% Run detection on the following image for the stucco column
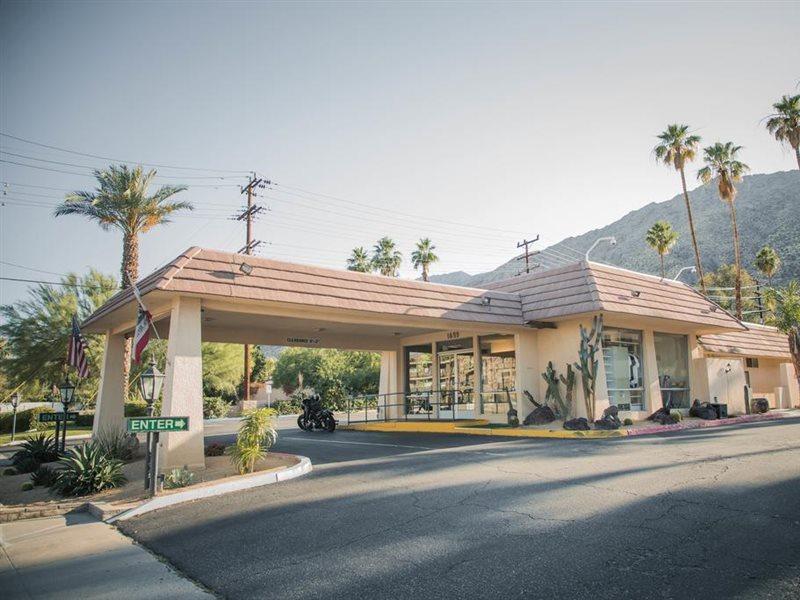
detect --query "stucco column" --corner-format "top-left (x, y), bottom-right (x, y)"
top-left (159, 297), bottom-right (205, 470)
top-left (779, 362), bottom-right (799, 408)
top-left (514, 330), bottom-right (538, 420)
top-left (92, 331), bottom-right (127, 437)
top-left (642, 329), bottom-right (661, 413)
top-left (379, 350), bottom-right (400, 419)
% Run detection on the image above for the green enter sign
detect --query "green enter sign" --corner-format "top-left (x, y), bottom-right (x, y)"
top-left (127, 417), bottom-right (190, 433)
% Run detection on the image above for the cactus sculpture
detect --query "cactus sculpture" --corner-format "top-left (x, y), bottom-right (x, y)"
top-left (559, 364), bottom-right (576, 419)
top-left (541, 361), bottom-right (568, 418)
top-left (574, 314), bottom-right (603, 422)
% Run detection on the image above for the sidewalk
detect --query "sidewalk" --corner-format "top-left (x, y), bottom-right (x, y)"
top-left (0, 513), bottom-right (214, 599)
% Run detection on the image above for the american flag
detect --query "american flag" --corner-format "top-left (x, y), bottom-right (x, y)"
top-left (67, 315), bottom-right (90, 378)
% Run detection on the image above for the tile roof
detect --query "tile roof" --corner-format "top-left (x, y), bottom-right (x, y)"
top-left (699, 324), bottom-right (792, 359)
top-left (485, 260), bottom-right (745, 330)
top-left (83, 247), bottom-right (523, 329)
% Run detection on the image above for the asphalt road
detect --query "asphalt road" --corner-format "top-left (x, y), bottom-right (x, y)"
top-left (119, 418), bottom-right (800, 600)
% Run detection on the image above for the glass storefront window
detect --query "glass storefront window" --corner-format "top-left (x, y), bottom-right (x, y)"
top-left (404, 344), bottom-right (433, 415)
top-left (479, 335), bottom-right (516, 415)
top-left (602, 328), bottom-right (645, 410)
top-left (654, 333), bottom-right (690, 409)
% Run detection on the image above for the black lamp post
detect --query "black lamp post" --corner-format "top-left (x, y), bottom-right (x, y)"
top-left (57, 376), bottom-right (78, 452)
top-left (10, 392), bottom-right (20, 442)
top-left (139, 359), bottom-right (164, 495)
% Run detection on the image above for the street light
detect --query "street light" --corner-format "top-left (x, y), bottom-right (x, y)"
top-left (584, 237), bottom-right (617, 261)
top-left (673, 266), bottom-right (697, 281)
top-left (138, 359), bottom-right (165, 496)
top-left (10, 392), bottom-right (20, 442)
top-left (57, 375), bottom-right (78, 452)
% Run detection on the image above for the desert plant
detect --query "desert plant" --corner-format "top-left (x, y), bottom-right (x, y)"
top-left (542, 362), bottom-right (568, 418)
top-left (21, 481), bottom-right (34, 492)
top-left (764, 93), bottom-right (800, 170)
top-left (411, 238), bottom-right (439, 282)
top-left (623, 418), bottom-right (634, 426)
top-left (574, 314), bottom-right (603, 422)
top-left (204, 442), bottom-right (227, 457)
top-left (203, 396), bottom-right (230, 419)
top-left (559, 364), bottom-right (576, 419)
top-left (670, 410), bottom-right (683, 422)
top-left (645, 221), bottom-right (679, 278)
top-left (227, 408), bottom-right (278, 474)
top-left (94, 426), bottom-right (138, 461)
top-left (30, 465), bottom-right (58, 487)
top-left (346, 246), bottom-right (372, 273)
top-left (3, 467), bottom-right (17, 476)
top-left (504, 388), bottom-right (519, 426)
top-left (12, 433), bottom-right (60, 467)
top-left (164, 466), bottom-right (196, 489)
top-left (51, 442), bottom-right (127, 496)
top-left (371, 237), bottom-right (402, 277)
top-left (755, 246), bottom-right (781, 286)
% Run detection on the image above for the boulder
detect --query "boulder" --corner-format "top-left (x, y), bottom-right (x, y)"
top-left (751, 398), bottom-right (770, 414)
top-left (646, 407), bottom-right (679, 425)
top-left (523, 405), bottom-right (556, 426)
top-left (563, 417), bottom-right (591, 431)
top-left (594, 405), bottom-right (622, 430)
top-left (689, 399), bottom-right (718, 420)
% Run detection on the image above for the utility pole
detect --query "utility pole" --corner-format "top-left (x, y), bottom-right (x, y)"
top-left (236, 173), bottom-right (269, 404)
top-left (516, 235), bottom-right (540, 274)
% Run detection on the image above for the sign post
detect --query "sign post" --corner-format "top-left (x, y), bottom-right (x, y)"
top-left (127, 417), bottom-right (189, 496)
top-left (39, 412), bottom-right (78, 451)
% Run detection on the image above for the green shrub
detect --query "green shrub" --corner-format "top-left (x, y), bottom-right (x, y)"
top-left (94, 427), bottom-right (139, 461)
top-left (204, 442), bottom-right (227, 457)
top-left (3, 467), bottom-right (17, 476)
top-left (12, 434), bottom-right (60, 467)
top-left (227, 408), bottom-right (278, 474)
top-left (28, 407), bottom-right (57, 431)
top-left (623, 418), bottom-right (634, 426)
top-left (21, 481), bottom-right (34, 492)
top-left (75, 412), bottom-right (95, 427)
top-left (271, 399), bottom-right (303, 415)
top-left (14, 457), bottom-right (41, 473)
top-left (50, 442), bottom-right (127, 497)
top-left (124, 401), bottom-right (149, 417)
top-left (203, 396), bottom-right (230, 420)
top-left (670, 410), bottom-right (683, 422)
top-left (164, 466), bottom-right (196, 489)
top-left (31, 465), bottom-right (58, 487)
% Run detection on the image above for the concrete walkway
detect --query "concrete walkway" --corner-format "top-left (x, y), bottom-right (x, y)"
top-left (0, 513), bottom-right (214, 599)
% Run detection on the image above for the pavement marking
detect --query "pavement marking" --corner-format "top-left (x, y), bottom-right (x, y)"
top-left (280, 435), bottom-right (434, 450)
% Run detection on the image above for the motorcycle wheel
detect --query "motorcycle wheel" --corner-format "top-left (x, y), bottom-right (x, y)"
top-left (321, 413), bottom-right (336, 432)
top-left (297, 415), bottom-right (310, 431)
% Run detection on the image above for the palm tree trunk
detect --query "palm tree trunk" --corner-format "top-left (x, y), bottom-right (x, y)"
top-left (660, 254), bottom-right (665, 279)
top-left (120, 232), bottom-right (140, 402)
top-left (728, 203), bottom-right (743, 320)
top-left (680, 168), bottom-right (706, 294)
top-left (795, 145), bottom-right (800, 171)
top-left (422, 264), bottom-right (429, 282)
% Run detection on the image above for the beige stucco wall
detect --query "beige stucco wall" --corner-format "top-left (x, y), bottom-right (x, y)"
top-left (703, 357), bottom-right (748, 414)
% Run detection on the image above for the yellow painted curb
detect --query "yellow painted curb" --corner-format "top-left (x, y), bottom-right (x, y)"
top-left (340, 420), bottom-right (628, 439)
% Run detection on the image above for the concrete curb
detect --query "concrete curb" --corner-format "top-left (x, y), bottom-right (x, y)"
top-left (108, 455), bottom-right (312, 522)
top-left (626, 411), bottom-right (789, 436)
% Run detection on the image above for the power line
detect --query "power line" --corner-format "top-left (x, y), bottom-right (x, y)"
top-left (0, 260), bottom-right (69, 277)
top-left (0, 276), bottom-right (117, 289)
top-left (0, 132), bottom-right (250, 174)
top-left (516, 236), bottom-right (540, 274)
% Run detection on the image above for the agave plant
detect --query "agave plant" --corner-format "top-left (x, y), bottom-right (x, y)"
top-left (12, 433), bottom-right (60, 469)
top-left (164, 466), bottom-right (196, 489)
top-left (94, 426), bottom-right (139, 461)
top-left (227, 408), bottom-right (278, 474)
top-left (51, 442), bottom-right (127, 497)
top-left (30, 465), bottom-right (59, 487)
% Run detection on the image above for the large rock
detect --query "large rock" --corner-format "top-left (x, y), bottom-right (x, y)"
top-left (523, 405), bottom-right (556, 426)
top-left (563, 417), bottom-right (591, 431)
top-left (647, 407), bottom-right (679, 425)
top-left (594, 405), bottom-right (622, 430)
top-left (751, 398), bottom-right (770, 414)
top-left (689, 399), bottom-right (718, 420)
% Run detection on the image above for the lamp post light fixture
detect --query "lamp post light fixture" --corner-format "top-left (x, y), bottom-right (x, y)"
top-left (673, 266), bottom-right (697, 282)
top-left (138, 359), bottom-right (165, 495)
top-left (584, 236), bottom-right (617, 261)
top-left (10, 392), bottom-right (20, 442)
top-left (57, 375), bottom-right (78, 452)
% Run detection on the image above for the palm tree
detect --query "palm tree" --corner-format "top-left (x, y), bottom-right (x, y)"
top-left (371, 237), bottom-right (402, 277)
top-left (654, 124), bottom-right (706, 294)
top-left (698, 142), bottom-right (749, 319)
top-left (765, 94), bottom-right (800, 170)
top-left (346, 247), bottom-right (372, 273)
top-left (411, 238), bottom-right (439, 282)
top-left (764, 281), bottom-right (800, 390)
top-left (645, 221), bottom-right (679, 279)
top-left (755, 245), bottom-right (781, 286)
top-left (55, 164), bottom-right (192, 392)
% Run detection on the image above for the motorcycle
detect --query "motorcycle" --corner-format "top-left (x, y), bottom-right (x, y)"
top-left (297, 394), bottom-right (336, 432)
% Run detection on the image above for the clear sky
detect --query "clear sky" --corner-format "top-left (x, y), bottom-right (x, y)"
top-left (1, 1), bottom-right (798, 307)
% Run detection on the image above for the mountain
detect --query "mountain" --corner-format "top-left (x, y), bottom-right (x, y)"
top-left (430, 170), bottom-right (799, 288)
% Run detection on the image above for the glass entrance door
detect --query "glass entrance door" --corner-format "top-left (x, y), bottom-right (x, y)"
top-left (438, 350), bottom-right (475, 419)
